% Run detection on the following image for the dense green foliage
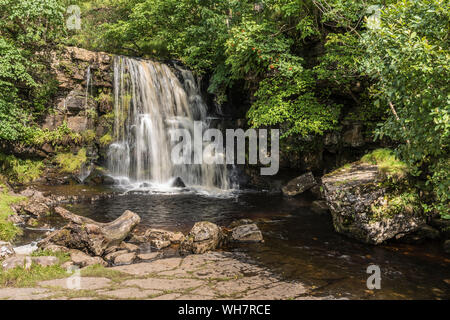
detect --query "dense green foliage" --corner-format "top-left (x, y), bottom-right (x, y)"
top-left (361, 0), bottom-right (449, 218)
top-left (0, 0), bottom-right (65, 141)
top-left (0, 0), bottom-right (448, 217)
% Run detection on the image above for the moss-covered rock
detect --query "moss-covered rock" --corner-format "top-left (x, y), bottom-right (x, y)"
top-left (322, 161), bottom-right (424, 244)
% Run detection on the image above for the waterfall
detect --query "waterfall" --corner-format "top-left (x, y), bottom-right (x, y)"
top-left (107, 56), bottom-right (229, 192)
top-left (85, 65), bottom-right (92, 107)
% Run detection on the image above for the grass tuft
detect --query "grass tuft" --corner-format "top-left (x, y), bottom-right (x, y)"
top-left (0, 184), bottom-right (25, 241)
top-left (361, 148), bottom-right (408, 181)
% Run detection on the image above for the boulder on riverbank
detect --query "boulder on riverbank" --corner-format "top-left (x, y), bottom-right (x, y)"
top-left (322, 162), bottom-right (424, 244)
top-left (179, 221), bottom-right (224, 255)
top-left (282, 172), bottom-right (317, 197)
top-left (39, 207), bottom-right (141, 256)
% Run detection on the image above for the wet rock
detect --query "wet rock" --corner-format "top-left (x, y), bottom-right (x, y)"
top-left (231, 224), bottom-right (263, 243)
top-left (144, 228), bottom-right (185, 244)
top-left (22, 201), bottom-right (50, 219)
top-left (103, 245), bottom-right (120, 255)
top-left (179, 222), bottom-right (223, 255)
top-left (137, 252), bottom-right (159, 261)
top-left (282, 172), bottom-right (317, 197)
top-left (310, 200), bottom-right (330, 215)
top-left (102, 175), bottom-right (115, 185)
top-left (104, 250), bottom-right (129, 263)
top-left (70, 250), bottom-right (107, 267)
top-left (114, 252), bottom-right (136, 265)
top-left (397, 225), bottom-right (440, 244)
top-left (119, 242), bottom-right (139, 252)
top-left (171, 177), bottom-right (186, 188)
top-left (83, 167), bottom-right (114, 186)
top-left (228, 219), bottom-right (253, 229)
top-left (0, 242), bottom-right (15, 260)
top-left (151, 239), bottom-right (171, 250)
top-left (40, 208), bottom-right (141, 256)
top-left (322, 162), bottom-right (424, 244)
top-left (19, 188), bottom-right (45, 199)
top-left (127, 233), bottom-right (147, 244)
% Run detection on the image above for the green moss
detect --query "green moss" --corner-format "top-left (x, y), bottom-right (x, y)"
top-left (55, 148), bottom-right (87, 173)
top-left (0, 184), bottom-right (26, 241)
top-left (0, 153), bottom-right (44, 184)
top-left (371, 191), bottom-right (421, 221)
top-left (361, 149), bottom-right (408, 181)
top-left (82, 130), bottom-right (96, 144)
top-left (99, 133), bottom-right (113, 146)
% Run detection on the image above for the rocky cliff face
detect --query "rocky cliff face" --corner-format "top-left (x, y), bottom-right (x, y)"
top-left (42, 47), bottom-right (115, 163)
top-left (322, 162), bottom-right (424, 244)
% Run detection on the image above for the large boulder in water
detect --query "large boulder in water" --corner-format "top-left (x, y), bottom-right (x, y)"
top-left (39, 207), bottom-right (141, 256)
top-left (144, 228), bottom-right (185, 244)
top-left (282, 172), bottom-right (317, 196)
top-left (179, 221), bottom-right (223, 255)
top-left (322, 162), bottom-right (424, 244)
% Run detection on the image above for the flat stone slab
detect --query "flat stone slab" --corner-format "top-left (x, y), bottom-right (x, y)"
top-left (0, 251), bottom-right (315, 300)
top-left (123, 278), bottom-right (205, 291)
top-left (98, 287), bottom-right (162, 299)
top-left (109, 257), bottom-right (182, 275)
top-left (0, 288), bottom-right (51, 300)
top-left (38, 277), bottom-right (112, 290)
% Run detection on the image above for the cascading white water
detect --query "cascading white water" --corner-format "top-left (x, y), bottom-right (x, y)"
top-left (108, 56), bottom-right (229, 192)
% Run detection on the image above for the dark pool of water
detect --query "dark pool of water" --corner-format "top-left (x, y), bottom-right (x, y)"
top-left (61, 190), bottom-right (450, 300)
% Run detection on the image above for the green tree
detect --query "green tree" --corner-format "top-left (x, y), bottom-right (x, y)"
top-left (0, 0), bottom-right (65, 141)
top-left (361, 0), bottom-right (449, 217)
